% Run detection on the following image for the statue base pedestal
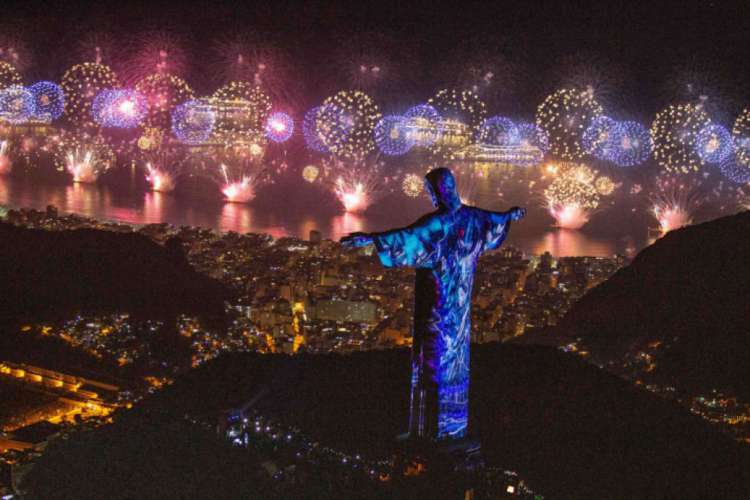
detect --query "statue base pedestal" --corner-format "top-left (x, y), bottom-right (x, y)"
top-left (392, 434), bottom-right (485, 497)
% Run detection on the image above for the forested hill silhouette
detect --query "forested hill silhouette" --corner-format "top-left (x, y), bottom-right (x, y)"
top-left (555, 211), bottom-right (750, 398)
top-left (24, 345), bottom-right (750, 498)
top-left (0, 222), bottom-right (229, 327)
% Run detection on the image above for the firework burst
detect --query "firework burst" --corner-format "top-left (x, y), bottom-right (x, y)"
top-left (52, 131), bottom-right (115, 183)
top-left (555, 52), bottom-right (629, 109)
top-left (0, 27), bottom-right (31, 73)
top-left (28, 81), bottom-right (65, 122)
top-left (695, 123), bottom-right (733, 164)
top-left (731, 108), bottom-right (750, 170)
top-left (0, 61), bottom-right (21, 90)
top-left (401, 173), bottom-right (424, 198)
top-left (138, 129), bottom-right (186, 192)
top-left (581, 115), bottom-right (617, 160)
top-left (198, 138), bottom-right (270, 203)
top-left (427, 89), bottom-right (487, 157)
top-left (608, 120), bottom-right (653, 167)
top-left (320, 154), bottom-right (396, 213)
top-left (403, 104), bottom-right (443, 148)
top-left (61, 62), bottom-right (119, 128)
top-left (374, 114), bottom-right (414, 156)
top-left (333, 32), bottom-right (396, 92)
top-left (302, 164), bottom-right (319, 183)
top-left (122, 31), bottom-right (188, 83)
top-left (536, 88), bottom-right (603, 160)
top-left (317, 90), bottom-right (381, 160)
top-left (136, 73), bottom-right (194, 130)
top-left (543, 163), bottom-right (602, 229)
top-left (210, 34), bottom-right (295, 105)
top-left (213, 81), bottom-right (272, 138)
top-left (0, 85), bottom-right (35, 124)
top-left (649, 173), bottom-right (705, 235)
top-left (651, 102), bottom-right (710, 174)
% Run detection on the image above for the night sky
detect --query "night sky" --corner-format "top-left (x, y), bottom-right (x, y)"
top-left (5, 0), bottom-right (749, 118)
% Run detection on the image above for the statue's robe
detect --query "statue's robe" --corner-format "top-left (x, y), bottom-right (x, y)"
top-left (373, 205), bottom-right (512, 439)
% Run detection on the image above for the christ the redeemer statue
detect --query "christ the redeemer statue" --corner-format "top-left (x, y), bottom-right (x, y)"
top-left (341, 167), bottom-right (525, 441)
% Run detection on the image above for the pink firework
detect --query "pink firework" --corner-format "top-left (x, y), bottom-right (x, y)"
top-left (548, 204), bottom-right (591, 230)
top-left (210, 34), bottom-right (295, 105)
top-left (122, 31), bottom-right (188, 83)
top-left (206, 141), bottom-right (271, 203)
top-left (143, 146), bottom-right (185, 193)
top-left (219, 161), bottom-right (267, 203)
top-left (542, 165), bottom-right (601, 229)
top-left (75, 32), bottom-right (117, 66)
top-left (321, 155), bottom-right (396, 213)
top-left (146, 166), bottom-right (176, 193)
top-left (649, 174), bottom-right (705, 235)
top-left (0, 27), bottom-right (31, 72)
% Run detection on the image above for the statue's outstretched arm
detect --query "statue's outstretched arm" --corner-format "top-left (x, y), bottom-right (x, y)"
top-left (339, 212), bottom-right (439, 249)
top-left (479, 206), bottom-right (526, 253)
top-left (341, 212), bottom-right (444, 268)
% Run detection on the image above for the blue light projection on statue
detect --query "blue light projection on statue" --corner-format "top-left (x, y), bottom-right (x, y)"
top-left (341, 168), bottom-right (525, 440)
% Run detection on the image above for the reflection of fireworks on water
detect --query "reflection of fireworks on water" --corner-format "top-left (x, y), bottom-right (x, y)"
top-left (61, 62), bottom-right (119, 127)
top-left (536, 88), bottom-right (603, 160)
top-left (0, 140), bottom-right (11, 174)
top-left (649, 174), bottom-right (704, 235)
top-left (543, 165), bottom-right (601, 229)
top-left (401, 173), bottom-right (423, 198)
top-left (651, 103), bottom-right (710, 174)
top-left (52, 132), bottom-right (115, 183)
top-left (302, 165), bottom-right (319, 183)
top-left (136, 73), bottom-right (194, 130)
top-left (321, 155), bottom-right (395, 213)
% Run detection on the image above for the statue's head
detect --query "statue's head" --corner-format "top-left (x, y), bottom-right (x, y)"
top-left (424, 167), bottom-right (461, 212)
